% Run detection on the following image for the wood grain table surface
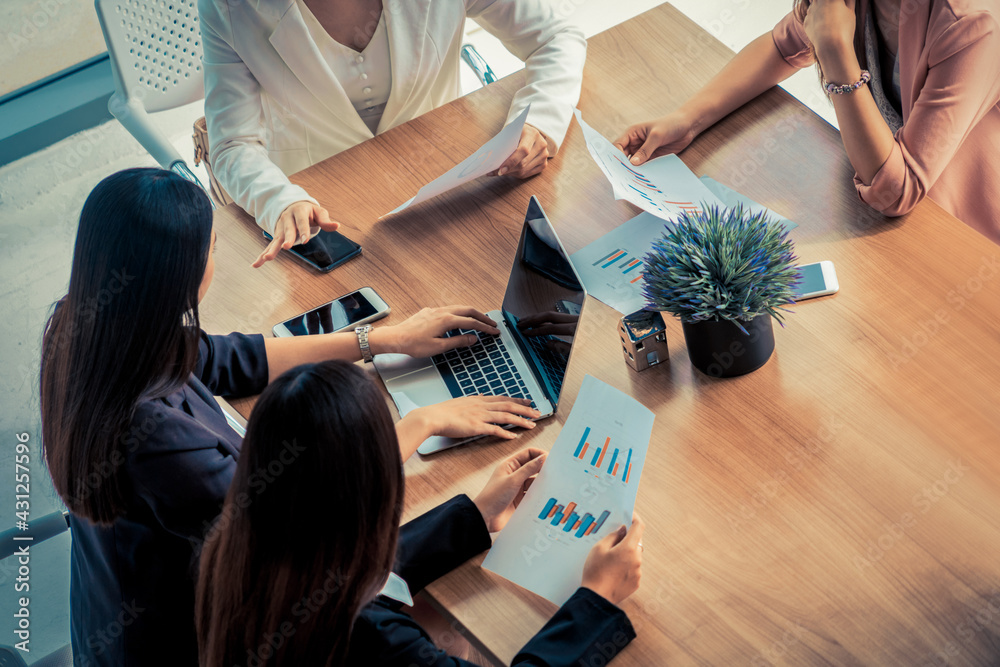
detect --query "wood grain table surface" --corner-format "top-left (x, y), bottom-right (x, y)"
top-left (200, 4), bottom-right (1000, 665)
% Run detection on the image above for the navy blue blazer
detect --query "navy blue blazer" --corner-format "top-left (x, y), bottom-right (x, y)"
top-left (350, 495), bottom-right (636, 666)
top-left (68, 331), bottom-right (268, 667)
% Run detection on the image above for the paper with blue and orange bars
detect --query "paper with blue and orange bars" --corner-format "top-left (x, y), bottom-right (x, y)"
top-left (483, 375), bottom-right (654, 606)
top-left (571, 108), bottom-right (799, 314)
top-left (574, 108), bottom-right (722, 221)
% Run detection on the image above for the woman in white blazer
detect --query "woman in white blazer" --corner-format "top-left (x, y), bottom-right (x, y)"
top-left (199, 0), bottom-right (587, 266)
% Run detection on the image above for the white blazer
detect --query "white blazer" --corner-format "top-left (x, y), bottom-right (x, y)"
top-left (198, 0), bottom-right (587, 233)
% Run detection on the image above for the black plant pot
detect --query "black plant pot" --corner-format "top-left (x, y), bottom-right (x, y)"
top-left (680, 314), bottom-right (775, 377)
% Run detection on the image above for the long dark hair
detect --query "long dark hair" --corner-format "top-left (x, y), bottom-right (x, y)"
top-left (794, 0), bottom-right (868, 72)
top-left (41, 168), bottom-right (213, 523)
top-left (196, 361), bottom-right (405, 667)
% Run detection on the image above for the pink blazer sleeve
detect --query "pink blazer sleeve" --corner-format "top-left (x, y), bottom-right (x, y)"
top-left (857, 12), bottom-right (1000, 215)
top-left (771, 11), bottom-right (816, 69)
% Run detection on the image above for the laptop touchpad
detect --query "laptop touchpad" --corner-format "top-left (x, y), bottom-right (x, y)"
top-left (372, 353), bottom-right (435, 381)
top-left (384, 366), bottom-right (454, 413)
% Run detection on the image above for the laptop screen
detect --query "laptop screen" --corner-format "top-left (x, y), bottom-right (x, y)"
top-left (500, 197), bottom-right (586, 407)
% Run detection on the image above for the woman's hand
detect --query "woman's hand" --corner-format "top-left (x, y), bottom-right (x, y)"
top-left (370, 306), bottom-right (500, 358)
top-left (254, 201), bottom-right (340, 268)
top-left (581, 514), bottom-right (644, 605)
top-left (473, 448), bottom-right (547, 532)
top-left (613, 112), bottom-right (698, 166)
top-left (802, 0), bottom-right (859, 76)
top-left (495, 124), bottom-right (550, 179)
top-left (415, 396), bottom-right (540, 441)
top-left (395, 397), bottom-right (541, 460)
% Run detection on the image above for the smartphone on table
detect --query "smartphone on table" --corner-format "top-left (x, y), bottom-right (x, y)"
top-left (262, 229), bottom-right (362, 273)
top-left (272, 287), bottom-right (390, 337)
top-left (795, 261), bottom-right (839, 300)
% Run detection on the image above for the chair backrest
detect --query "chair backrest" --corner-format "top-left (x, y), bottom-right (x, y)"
top-left (94, 0), bottom-right (205, 113)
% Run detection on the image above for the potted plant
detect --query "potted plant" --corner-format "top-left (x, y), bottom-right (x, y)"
top-left (642, 205), bottom-right (798, 377)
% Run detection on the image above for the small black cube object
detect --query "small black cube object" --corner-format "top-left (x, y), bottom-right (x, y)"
top-left (619, 309), bottom-right (669, 372)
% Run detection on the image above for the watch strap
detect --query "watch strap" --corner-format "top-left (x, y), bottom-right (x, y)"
top-left (356, 325), bottom-right (374, 363)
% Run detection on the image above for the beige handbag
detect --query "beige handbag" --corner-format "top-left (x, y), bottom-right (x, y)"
top-left (192, 116), bottom-right (235, 207)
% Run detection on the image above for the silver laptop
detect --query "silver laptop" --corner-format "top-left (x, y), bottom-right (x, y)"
top-left (373, 196), bottom-right (587, 455)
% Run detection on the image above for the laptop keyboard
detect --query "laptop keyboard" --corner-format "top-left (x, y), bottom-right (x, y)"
top-left (431, 329), bottom-right (538, 408)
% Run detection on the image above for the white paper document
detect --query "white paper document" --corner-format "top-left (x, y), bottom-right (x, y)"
top-left (574, 109), bottom-right (722, 222)
top-left (569, 212), bottom-right (672, 315)
top-left (568, 178), bottom-right (800, 315)
top-left (482, 375), bottom-right (654, 606)
top-left (698, 176), bottom-right (799, 232)
top-left (381, 106), bottom-right (530, 218)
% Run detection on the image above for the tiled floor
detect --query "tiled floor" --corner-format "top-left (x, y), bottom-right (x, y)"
top-left (0, 1), bottom-right (836, 661)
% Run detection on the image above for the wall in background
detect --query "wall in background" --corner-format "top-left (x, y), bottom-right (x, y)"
top-left (0, 0), bottom-right (107, 97)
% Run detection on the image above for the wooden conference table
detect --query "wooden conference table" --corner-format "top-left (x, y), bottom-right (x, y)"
top-left (202, 4), bottom-right (1000, 665)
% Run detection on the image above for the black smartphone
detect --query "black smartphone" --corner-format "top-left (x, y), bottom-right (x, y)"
top-left (263, 229), bottom-right (362, 272)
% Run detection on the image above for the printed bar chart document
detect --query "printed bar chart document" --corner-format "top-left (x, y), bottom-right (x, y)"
top-left (569, 180), bottom-right (798, 315)
top-left (483, 375), bottom-right (654, 605)
top-left (699, 176), bottom-right (799, 232)
top-left (381, 106), bottom-right (530, 218)
top-left (569, 211), bottom-right (671, 315)
top-left (574, 109), bottom-right (722, 222)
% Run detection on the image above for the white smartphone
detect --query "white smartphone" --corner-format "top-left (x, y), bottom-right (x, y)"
top-left (272, 286), bottom-right (390, 337)
top-left (795, 261), bottom-right (839, 300)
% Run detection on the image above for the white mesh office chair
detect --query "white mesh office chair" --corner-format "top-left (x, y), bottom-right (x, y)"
top-left (94, 0), bottom-right (210, 194)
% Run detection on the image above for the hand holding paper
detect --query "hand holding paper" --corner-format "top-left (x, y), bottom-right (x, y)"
top-left (567, 170), bottom-right (799, 314)
top-left (496, 123), bottom-right (550, 179)
top-left (581, 514), bottom-right (644, 605)
top-left (613, 112), bottom-right (698, 165)
top-left (381, 106), bottom-right (531, 218)
top-left (474, 448), bottom-right (548, 533)
top-left (574, 109), bottom-right (721, 223)
top-left (482, 376), bottom-right (654, 606)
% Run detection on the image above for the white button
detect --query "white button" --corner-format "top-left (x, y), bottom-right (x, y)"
top-left (363, 86), bottom-right (372, 94)
top-left (360, 72), bottom-right (368, 80)
top-left (356, 55), bottom-right (365, 64)
top-left (364, 98), bottom-right (374, 106)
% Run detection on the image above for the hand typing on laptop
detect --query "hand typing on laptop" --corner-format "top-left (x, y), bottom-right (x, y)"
top-left (374, 197), bottom-right (586, 456)
top-left (397, 396), bottom-right (540, 452)
top-left (366, 305), bottom-right (542, 459)
top-left (368, 306), bottom-right (501, 357)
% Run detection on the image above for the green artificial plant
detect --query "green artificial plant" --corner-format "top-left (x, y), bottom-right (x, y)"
top-left (642, 204), bottom-right (799, 333)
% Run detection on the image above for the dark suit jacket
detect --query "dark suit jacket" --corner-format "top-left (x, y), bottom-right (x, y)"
top-left (68, 331), bottom-right (268, 667)
top-left (349, 495), bottom-right (636, 666)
